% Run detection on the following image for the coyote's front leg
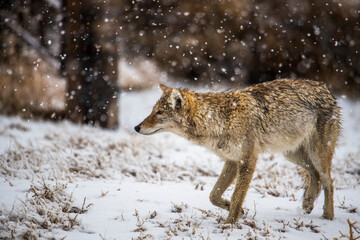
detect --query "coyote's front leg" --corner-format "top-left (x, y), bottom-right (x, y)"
top-left (209, 160), bottom-right (237, 211)
top-left (225, 155), bottom-right (257, 224)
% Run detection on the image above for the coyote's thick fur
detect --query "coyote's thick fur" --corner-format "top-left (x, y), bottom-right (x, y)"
top-left (135, 79), bottom-right (341, 224)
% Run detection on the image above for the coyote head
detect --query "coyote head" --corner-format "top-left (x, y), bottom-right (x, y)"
top-left (134, 84), bottom-right (189, 135)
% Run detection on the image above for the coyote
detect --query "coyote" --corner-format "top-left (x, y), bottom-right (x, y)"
top-left (134, 79), bottom-right (341, 224)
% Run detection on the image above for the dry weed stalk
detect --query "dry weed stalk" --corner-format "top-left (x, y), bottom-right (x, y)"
top-left (133, 209), bottom-right (157, 239)
top-left (100, 190), bottom-right (109, 198)
top-left (133, 209), bottom-right (148, 232)
top-left (194, 208), bottom-right (212, 218)
top-left (335, 218), bottom-right (360, 240)
top-left (149, 211), bottom-right (157, 219)
top-left (171, 202), bottom-right (188, 213)
top-left (252, 201), bottom-right (257, 220)
top-left (337, 197), bottom-right (358, 214)
top-left (292, 217), bottom-right (304, 230)
top-left (304, 220), bottom-right (320, 233)
top-left (275, 219), bottom-right (290, 233)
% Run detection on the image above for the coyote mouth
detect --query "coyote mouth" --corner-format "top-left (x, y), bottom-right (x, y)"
top-left (142, 128), bottom-right (163, 135)
top-left (150, 128), bottom-right (163, 134)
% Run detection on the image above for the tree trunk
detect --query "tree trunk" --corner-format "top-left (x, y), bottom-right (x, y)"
top-left (64, 0), bottom-right (120, 129)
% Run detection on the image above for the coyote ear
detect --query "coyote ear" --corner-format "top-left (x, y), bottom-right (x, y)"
top-left (170, 89), bottom-right (183, 110)
top-left (158, 84), bottom-right (169, 92)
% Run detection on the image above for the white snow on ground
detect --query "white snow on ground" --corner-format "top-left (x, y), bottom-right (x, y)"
top-left (0, 88), bottom-right (360, 239)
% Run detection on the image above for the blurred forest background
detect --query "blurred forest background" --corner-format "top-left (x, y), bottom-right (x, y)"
top-left (1, 0), bottom-right (359, 129)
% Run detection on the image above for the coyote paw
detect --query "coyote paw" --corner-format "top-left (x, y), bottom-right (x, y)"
top-left (224, 209), bottom-right (243, 224)
top-left (303, 206), bottom-right (313, 214)
top-left (224, 217), bottom-right (236, 224)
top-left (322, 212), bottom-right (334, 220)
top-left (302, 198), bottom-right (314, 214)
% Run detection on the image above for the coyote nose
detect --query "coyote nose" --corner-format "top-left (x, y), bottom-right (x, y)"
top-left (134, 125), bottom-right (141, 132)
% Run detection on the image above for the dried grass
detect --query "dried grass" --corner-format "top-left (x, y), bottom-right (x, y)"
top-left (0, 121), bottom-right (218, 182)
top-left (0, 180), bottom-right (86, 239)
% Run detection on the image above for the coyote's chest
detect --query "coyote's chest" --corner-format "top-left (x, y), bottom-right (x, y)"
top-left (196, 136), bottom-right (244, 161)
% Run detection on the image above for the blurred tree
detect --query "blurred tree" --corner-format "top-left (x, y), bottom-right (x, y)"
top-left (0, 0), bottom-right (65, 118)
top-left (63, 0), bottom-right (120, 129)
top-left (0, 0), bottom-right (121, 128)
top-left (120, 0), bottom-right (360, 97)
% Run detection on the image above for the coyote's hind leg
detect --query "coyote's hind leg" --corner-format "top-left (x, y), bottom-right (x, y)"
top-left (309, 117), bottom-right (339, 220)
top-left (311, 145), bottom-right (335, 220)
top-left (285, 146), bottom-right (321, 214)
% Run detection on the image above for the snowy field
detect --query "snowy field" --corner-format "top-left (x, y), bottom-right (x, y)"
top-left (1, 88), bottom-right (360, 239)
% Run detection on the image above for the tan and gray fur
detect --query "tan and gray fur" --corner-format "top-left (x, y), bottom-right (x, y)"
top-left (134, 79), bottom-right (341, 224)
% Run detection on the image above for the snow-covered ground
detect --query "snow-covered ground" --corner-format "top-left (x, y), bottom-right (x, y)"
top-left (1, 88), bottom-right (359, 239)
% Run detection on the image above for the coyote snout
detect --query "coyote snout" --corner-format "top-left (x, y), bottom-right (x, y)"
top-left (134, 116), bottom-right (164, 135)
top-left (135, 79), bottom-right (341, 224)
top-left (134, 125), bottom-right (140, 133)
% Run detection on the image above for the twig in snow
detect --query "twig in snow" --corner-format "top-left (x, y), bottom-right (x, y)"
top-left (100, 190), bottom-right (109, 198)
top-left (252, 200), bottom-right (257, 220)
top-left (335, 218), bottom-right (360, 240)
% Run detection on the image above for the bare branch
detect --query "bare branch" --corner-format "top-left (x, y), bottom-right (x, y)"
top-left (0, 10), bottom-right (60, 69)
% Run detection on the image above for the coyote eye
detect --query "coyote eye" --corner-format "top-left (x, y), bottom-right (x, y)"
top-left (156, 110), bottom-right (163, 115)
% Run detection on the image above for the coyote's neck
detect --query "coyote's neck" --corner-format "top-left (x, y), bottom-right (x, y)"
top-left (177, 93), bottom-right (229, 143)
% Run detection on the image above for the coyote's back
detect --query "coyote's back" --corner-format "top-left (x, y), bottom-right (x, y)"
top-left (243, 79), bottom-right (341, 154)
top-left (135, 79), bottom-right (341, 223)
